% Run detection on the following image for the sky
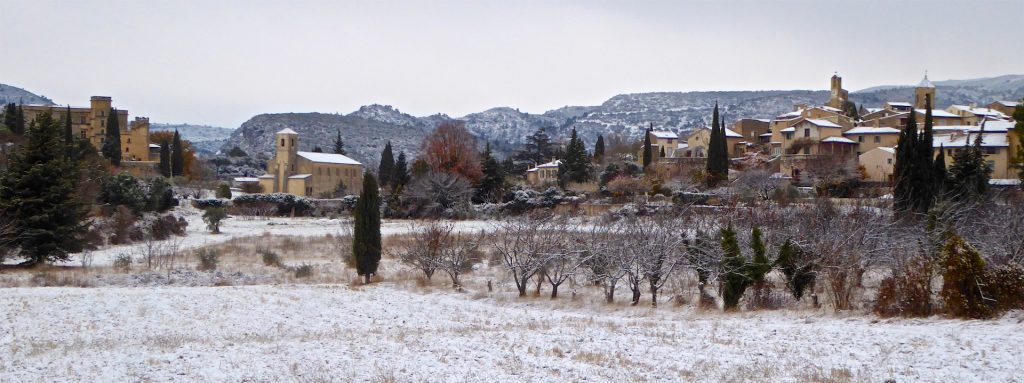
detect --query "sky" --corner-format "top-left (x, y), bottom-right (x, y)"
top-left (1, 0), bottom-right (1021, 128)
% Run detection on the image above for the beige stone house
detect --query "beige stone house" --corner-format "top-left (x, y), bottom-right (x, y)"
top-left (987, 100), bottom-right (1020, 117)
top-left (843, 126), bottom-right (901, 155)
top-left (526, 159), bottom-right (560, 186)
top-left (258, 129), bottom-right (363, 197)
top-left (732, 118), bottom-right (771, 144)
top-left (21, 96), bottom-right (155, 164)
top-left (686, 127), bottom-right (744, 158)
top-left (945, 104), bottom-right (1010, 126)
top-left (859, 147), bottom-right (896, 183)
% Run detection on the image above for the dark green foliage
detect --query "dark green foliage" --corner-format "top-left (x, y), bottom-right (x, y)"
top-left (948, 127), bottom-right (992, 202)
top-left (171, 130), bottom-right (184, 176)
top-left (475, 143), bottom-right (505, 202)
top-left (312, 146), bottom-right (323, 153)
top-left (352, 173), bottom-right (382, 282)
top-left (842, 100), bottom-right (859, 120)
top-left (518, 128), bottom-right (555, 166)
top-left (933, 144), bottom-right (948, 196)
top-left (940, 235), bottom-right (991, 319)
top-left (333, 130), bottom-right (347, 155)
top-left (101, 108), bottom-right (121, 166)
top-left (392, 151), bottom-right (411, 190)
top-left (706, 102), bottom-right (729, 186)
top-left (203, 207), bottom-right (227, 234)
top-left (2, 103), bottom-right (20, 134)
top-left (720, 226), bottom-right (749, 310)
top-left (775, 239), bottom-right (816, 300)
top-left (642, 125), bottom-right (653, 168)
top-left (196, 248), bottom-right (220, 270)
top-left (559, 127), bottom-right (592, 184)
top-left (228, 146), bottom-right (248, 157)
top-left (216, 183), bottom-right (232, 199)
top-left (146, 177), bottom-right (175, 212)
top-left (894, 95), bottom-right (937, 215)
top-left (63, 106), bottom-right (73, 160)
top-left (159, 140), bottom-right (171, 177)
top-left (749, 227), bottom-right (771, 283)
top-left (99, 172), bottom-right (146, 213)
top-left (599, 163), bottom-right (621, 187)
top-left (0, 111), bottom-right (86, 264)
top-left (593, 134), bottom-right (605, 162)
top-left (260, 249), bottom-right (283, 267)
top-left (378, 141), bottom-right (394, 188)
top-left (1013, 101), bottom-right (1024, 186)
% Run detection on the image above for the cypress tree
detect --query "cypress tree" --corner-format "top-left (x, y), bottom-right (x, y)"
top-left (159, 140), bottom-right (171, 178)
top-left (593, 134), bottom-right (605, 163)
top-left (933, 144), bottom-right (948, 197)
top-left (171, 130), bottom-right (184, 176)
top-left (720, 225), bottom-right (749, 310)
top-left (893, 109), bottom-right (919, 213)
top-left (0, 111), bottom-right (86, 265)
top-left (706, 102), bottom-right (728, 185)
top-left (333, 130), bottom-right (346, 155)
top-left (915, 95), bottom-right (936, 212)
top-left (2, 103), bottom-right (17, 133)
top-left (378, 141), bottom-right (394, 188)
top-left (392, 151), bottom-right (410, 190)
top-left (16, 104), bottom-right (25, 135)
top-left (642, 124), bottom-right (653, 168)
top-left (352, 173), bottom-right (382, 284)
top-left (948, 126), bottom-right (992, 202)
top-left (63, 106), bottom-right (74, 161)
top-left (476, 143), bottom-right (505, 202)
top-left (560, 127), bottom-right (591, 184)
top-left (101, 107), bottom-right (121, 166)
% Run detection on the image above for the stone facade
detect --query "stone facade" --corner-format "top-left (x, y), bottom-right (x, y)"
top-left (21, 96), bottom-right (154, 164)
top-left (258, 129), bottom-right (364, 197)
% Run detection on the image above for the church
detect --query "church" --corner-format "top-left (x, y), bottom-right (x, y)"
top-left (256, 129), bottom-right (364, 197)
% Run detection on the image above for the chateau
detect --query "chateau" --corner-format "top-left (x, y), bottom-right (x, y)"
top-left (256, 129), bottom-right (364, 197)
top-left (21, 96), bottom-right (156, 164)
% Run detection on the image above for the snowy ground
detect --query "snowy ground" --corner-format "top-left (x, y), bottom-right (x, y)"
top-left (2, 283), bottom-right (1022, 382)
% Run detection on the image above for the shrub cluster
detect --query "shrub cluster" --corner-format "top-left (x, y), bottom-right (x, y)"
top-left (232, 193), bottom-right (314, 216)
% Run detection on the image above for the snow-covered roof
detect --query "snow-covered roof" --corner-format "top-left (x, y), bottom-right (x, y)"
top-left (776, 110), bottom-right (803, 119)
top-left (990, 179), bottom-right (1022, 186)
top-left (277, 128), bottom-right (299, 135)
top-left (527, 159), bottom-right (561, 172)
top-left (818, 106), bottom-right (843, 113)
top-left (864, 108), bottom-right (883, 113)
top-left (288, 174), bottom-right (312, 179)
top-left (932, 120), bottom-right (1012, 133)
top-left (676, 143), bottom-right (689, 149)
top-left (234, 177), bottom-right (259, 183)
top-left (915, 109), bottom-right (960, 118)
top-left (148, 144), bottom-right (161, 148)
top-left (780, 127), bottom-right (795, 133)
top-left (759, 132), bottom-right (773, 137)
top-left (755, 118), bottom-right (771, 123)
top-left (821, 136), bottom-right (856, 144)
top-left (948, 105), bottom-right (1008, 118)
top-left (724, 128), bottom-right (741, 138)
top-left (916, 74), bottom-right (934, 88)
top-left (258, 174), bottom-right (275, 179)
top-left (996, 100), bottom-right (1020, 107)
top-left (878, 147), bottom-right (896, 154)
top-left (886, 102), bottom-right (912, 107)
top-left (933, 133), bottom-right (1008, 148)
top-left (804, 119), bottom-right (843, 128)
top-left (650, 130), bottom-right (678, 139)
top-left (844, 126), bottom-right (901, 135)
top-left (296, 151), bottom-right (362, 165)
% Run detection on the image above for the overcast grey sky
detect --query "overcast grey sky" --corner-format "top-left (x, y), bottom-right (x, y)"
top-left (2, 0), bottom-right (1021, 128)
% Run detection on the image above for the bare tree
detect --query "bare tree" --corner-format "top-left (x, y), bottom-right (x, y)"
top-left (493, 218), bottom-right (544, 297)
top-left (397, 221), bottom-right (448, 281)
top-left (405, 171), bottom-right (474, 218)
top-left (436, 230), bottom-right (482, 290)
top-left (538, 219), bottom-right (590, 298)
top-left (580, 220), bottom-right (629, 303)
top-left (733, 169), bottom-right (779, 201)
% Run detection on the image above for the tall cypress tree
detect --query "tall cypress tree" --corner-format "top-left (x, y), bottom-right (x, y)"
top-left (593, 134), bottom-right (605, 163)
top-left (392, 151), bottom-right (410, 190)
top-left (101, 107), bottom-right (121, 165)
top-left (642, 124), bottom-right (653, 168)
top-left (352, 173), bottom-right (382, 284)
top-left (915, 95), bottom-right (936, 212)
top-left (171, 130), bottom-right (184, 176)
top-left (0, 111), bottom-right (86, 265)
top-left (63, 106), bottom-right (74, 161)
top-left (333, 130), bottom-right (346, 155)
top-left (933, 144), bottom-right (948, 196)
top-left (378, 141), bottom-right (394, 188)
top-left (706, 102), bottom-right (728, 185)
top-left (159, 140), bottom-right (171, 178)
top-left (893, 109), bottom-right (919, 213)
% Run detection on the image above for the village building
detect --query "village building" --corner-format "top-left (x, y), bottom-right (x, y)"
top-left (526, 159), bottom-right (560, 186)
top-left (987, 100), bottom-right (1021, 117)
top-left (843, 126), bottom-right (901, 155)
top-left (685, 126), bottom-right (744, 158)
top-left (257, 129), bottom-right (363, 197)
top-left (731, 118), bottom-right (771, 144)
top-left (20, 96), bottom-right (155, 165)
top-left (859, 147), bottom-right (896, 183)
top-left (945, 104), bottom-right (1010, 126)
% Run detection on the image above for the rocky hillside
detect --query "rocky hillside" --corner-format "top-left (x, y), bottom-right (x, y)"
top-left (850, 74), bottom-right (1024, 109)
top-left (221, 105), bottom-right (438, 169)
top-left (150, 123), bottom-right (233, 155)
top-left (0, 84), bottom-right (54, 105)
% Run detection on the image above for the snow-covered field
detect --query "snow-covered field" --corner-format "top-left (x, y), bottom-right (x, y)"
top-left (2, 283), bottom-right (1022, 382)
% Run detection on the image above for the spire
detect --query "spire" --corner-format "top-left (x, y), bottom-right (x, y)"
top-left (917, 71), bottom-right (934, 88)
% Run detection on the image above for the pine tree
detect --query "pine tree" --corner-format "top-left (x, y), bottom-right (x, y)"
top-left (378, 141), bottom-right (394, 188)
top-left (171, 130), bottom-right (184, 176)
top-left (352, 173), bottom-right (382, 284)
top-left (519, 128), bottom-right (553, 165)
top-left (63, 106), bottom-right (74, 161)
top-left (948, 126), bottom-right (992, 202)
top-left (0, 111), bottom-right (86, 264)
top-left (476, 143), bottom-right (505, 202)
top-left (101, 108), bottom-right (121, 165)
top-left (1, 103), bottom-right (17, 133)
top-left (159, 140), bottom-right (171, 178)
top-left (333, 130), bottom-right (346, 155)
top-left (720, 225), bottom-right (749, 310)
top-left (642, 124), bottom-right (653, 168)
top-left (560, 127), bottom-right (592, 184)
top-left (593, 134), bottom-right (605, 163)
top-left (392, 151), bottom-right (410, 190)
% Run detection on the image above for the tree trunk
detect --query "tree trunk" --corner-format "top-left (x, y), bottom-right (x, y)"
top-left (605, 282), bottom-right (616, 303)
top-left (550, 284), bottom-right (559, 299)
top-left (650, 286), bottom-right (659, 307)
top-left (535, 275), bottom-right (543, 296)
top-left (631, 289), bottom-right (641, 306)
top-left (363, 274), bottom-right (371, 284)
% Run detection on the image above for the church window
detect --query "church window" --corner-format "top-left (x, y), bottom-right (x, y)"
top-left (873, 136), bottom-right (880, 143)
top-left (281, 139), bottom-right (285, 147)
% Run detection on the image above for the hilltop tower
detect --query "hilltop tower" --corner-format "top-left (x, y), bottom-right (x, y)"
top-left (914, 73), bottom-right (936, 110)
top-left (274, 128), bottom-right (299, 193)
top-left (827, 73), bottom-right (849, 109)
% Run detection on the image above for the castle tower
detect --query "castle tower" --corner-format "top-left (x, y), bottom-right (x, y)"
top-left (89, 96), bottom-right (113, 149)
top-left (914, 73), bottom-right (936, 110)
top-left (827, 73), bottom-right (849, 109)
top-left (274, 128), bottom-right (299, 193)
